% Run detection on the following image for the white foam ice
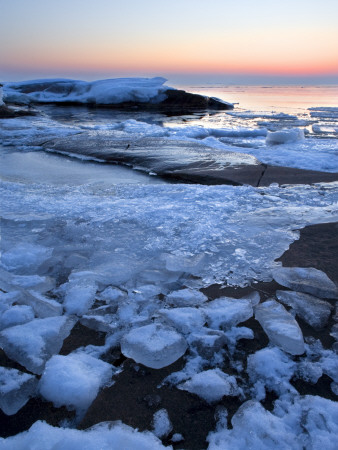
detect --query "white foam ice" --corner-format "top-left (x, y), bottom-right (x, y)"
top-left (0, 420), bottom-right (169, 449)
top-left (266, 129), bottom-right (305, 145)
top-left (152, 409), bottom-right (173, 438)
top-left (4, 77), bottom-right (170, 105)
top-left (39, 352), bottom-right (113, 415)
top-left (178, 369), bottom-right (240, 403)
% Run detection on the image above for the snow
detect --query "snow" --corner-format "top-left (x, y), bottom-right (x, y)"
top-left (121, 323), bottom-right (187, 369)
top-left (152, 409), bottom-right (173, 438)
top-left (39, 353), bottom-right (113, 415)
top-left (276, 290), bottom-right (333, 329)
top-left (61, 279), bottom-right (97, 316)
top-left (207, 396), bottom-right (338, 450)
top-left (273, 267), bottom-right (338, 299)
top-left (0, 420), bottom-right (170, 449)
top-left (178, 369), bottom-right (239, 403)
top-left (0, 367), bottom-right (38, 415)
top-left (255, 300), bottom-right (304, 355)
top-left (4, 77), bottom-right (170, 105)
top-left (0, 316), bottom-right (76, 374)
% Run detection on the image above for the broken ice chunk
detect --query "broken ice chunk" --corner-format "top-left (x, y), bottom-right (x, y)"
top-left (188, 328), bottom-right (226, 358)
top-left (152, 408), bottom-right (173, 438)
top-left (97, 286), bottom-right (127, 305)
top-left (39, 353), bottom-right (113, 414)
top-left (0, 305), bottom-right (34, 331)
top-left (159, 307), bottom-right (205, 334)
top-left (121, 323), bottom-right (187, 369)
top-left (1, 243), bottom-right (52, 272)
top-left (166, 288), bottom-right (208, 307)
top-left (276, 290), bottom-right (332, 329)
top-left (62, 280), bottom-right (97, 316)
top-left (10, 274), bottom-right (55, 293)
top-left (202, 297), bottom-right (253, 330)
top-left (255, 300), bottom-right (304, 355)
top-left (240, 291), bottom-right (261, 307)
top-left (19, 290), bottom-right (63, 318)
top-left (273, 267), bottom-right (338, 299)
top-left (178, 369), bottom-right (239, 403)
top-left (165, 253), bottom-right (205, 274)
top-left (0, 316), bottom-right (76, 374)
top-left (0, 367), bottom-right (38, 415)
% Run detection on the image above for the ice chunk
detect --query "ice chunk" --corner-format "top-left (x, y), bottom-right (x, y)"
top-left (240, 291), bottom-right (260, 307)
top-left (273, 267), bottom-right (338, 299)
top-left (39, 353), bottom-right (113, 414)
top-left (255, 300), bottom-right (304, 355)
top-left (10, 274), bottom-right (55, 293)
top-left (0, 367), bottom-right (38, 415)
top-left (247, 347), bottom-right (296, 399)
top-left (0, 420), bottom-right (169, 449)
top-left (276, 290), bottom-right (332, 328)
top-left (165, 253), bottom-right (205, 274)
top-left (266, 128), bottom-right (305, 145)
top-left (178, 369), bottom-right (239, 403)
top-left (188, 328), bottom-right (226, 358)
top-left (159, 307), bottom-right (205, 334)
top-left (62, 280), bottom-right (97, 316)
top-left (0, 305), bottom-right (34, 331)
top-left (18, 290), bottom-right (63, 318)
top-left (0, 316), bottom-right (76, 374)
top-left (152, 409), bottom-right (173, 438)
top-left (1, 243), bottom-right (52, 272)
top-left (166, 288), bottom-right (208, 307)
top-left (202, 297), bottom-right (253, 330)
top-left (224, 326), bottom-right (254, 350)
top-left (121, 323), bottom-right (187, 369)
top-left (208, 396), bottom-right (338, 450)
top-left (97, 286), bottom-right (127, 305)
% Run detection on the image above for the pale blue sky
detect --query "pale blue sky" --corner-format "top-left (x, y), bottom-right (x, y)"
top-left (1, 0), bottom-right (338, 83)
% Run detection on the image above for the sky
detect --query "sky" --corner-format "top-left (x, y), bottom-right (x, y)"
top-left (1, 0), bottom-right (338, 84)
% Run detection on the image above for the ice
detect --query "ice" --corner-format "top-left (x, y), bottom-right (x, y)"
top-left (171, 433), bottom-right (184, 443)
top-left (0, 367), bottom-right (38, 415)
top-left (121, 323), bottom-right (187, 369)
top-left (255, 300), bottom-right (304, 355)
top-left (61, 279), bottom-right (97, 316)
top-left (224, 326), bottom-right (254, 351)
top-left (1, 243), bottom-right (53, 273)
top-left (276, 290), bottom-right (333, 328)
top-left (312, 124), bottom-right (338, 134)
top-left (97, 286), bottom-right (127, 305)
top-left (0, 84), bottom-right (4, 106)
top-left (178, 369), bottom-right (239, 403)
top-left (0, 420), bottom-right (169, 449)
top-left (4, 77), bottom-right (170, 105)
top-left (159, 307), bottom-right (205, 334)
top-left (39, 353), bottom-right (113, 415)
top-left (188, 329), bottom-right (227, 358)
top-left (266, 128), bottom-right (305, 145)
top-left (152, 409), bottom-right (173, 438)
top-left (207, 396), bottom-right (338, 450)
top-left (18, 290), bottom-right (63, 318)
top-left (202, 297), bottom-right (253, 330)
top-left (0, 305), bottom-right (34, 331)
top-left (0, 316), bottom-right (76, 374)
top-left (166, 289), bottom-right (208, 307)
top-left (6, 273), bottom-right (55, 293)
top-left (247, 347), bottom-right (296, 399)
top-left (273, 267), bottom-right (338, 299)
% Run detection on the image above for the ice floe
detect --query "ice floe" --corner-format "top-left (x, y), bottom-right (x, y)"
top-left (0, 367), bottom-right (37, 415)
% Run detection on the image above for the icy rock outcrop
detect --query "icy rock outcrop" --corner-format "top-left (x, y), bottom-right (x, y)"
top-left (159, 307), bottom-right (205, 335)
top-left (202, 297), bottom-right (253, 330)
top-left (255, 300), bottom-right (304, 355)
top-left (178, 369), bottom-right (239, 403)
top-left (121, 323), bottom-right (187, 369)
top-left (0, 316), bottom-right (76, 374)
top-left (0, 367), bottom-right (38, 415)
top-left (276, 290), bottom-right (333, 328)
top-left (273, 267), bottom-right (338, 299)
top-left (166, 288), bottom-right (208, 307)
top-left (39, 353), bottom-right (113, 413)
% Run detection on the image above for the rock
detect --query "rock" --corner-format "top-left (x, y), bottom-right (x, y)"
top-left (272, 267), bottom-right (338, 299)
top-left (120, 323), bottom-right (187, 369)
top-left (276, 290), bottom-right (333, 328)
top-left (0, 367), bottom-right (38, 415)
top-left (255, 300), bottom-right (304, 355)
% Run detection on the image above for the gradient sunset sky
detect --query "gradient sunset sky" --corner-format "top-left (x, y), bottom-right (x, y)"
top-left (1, 0), bottom-right (338, 84)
